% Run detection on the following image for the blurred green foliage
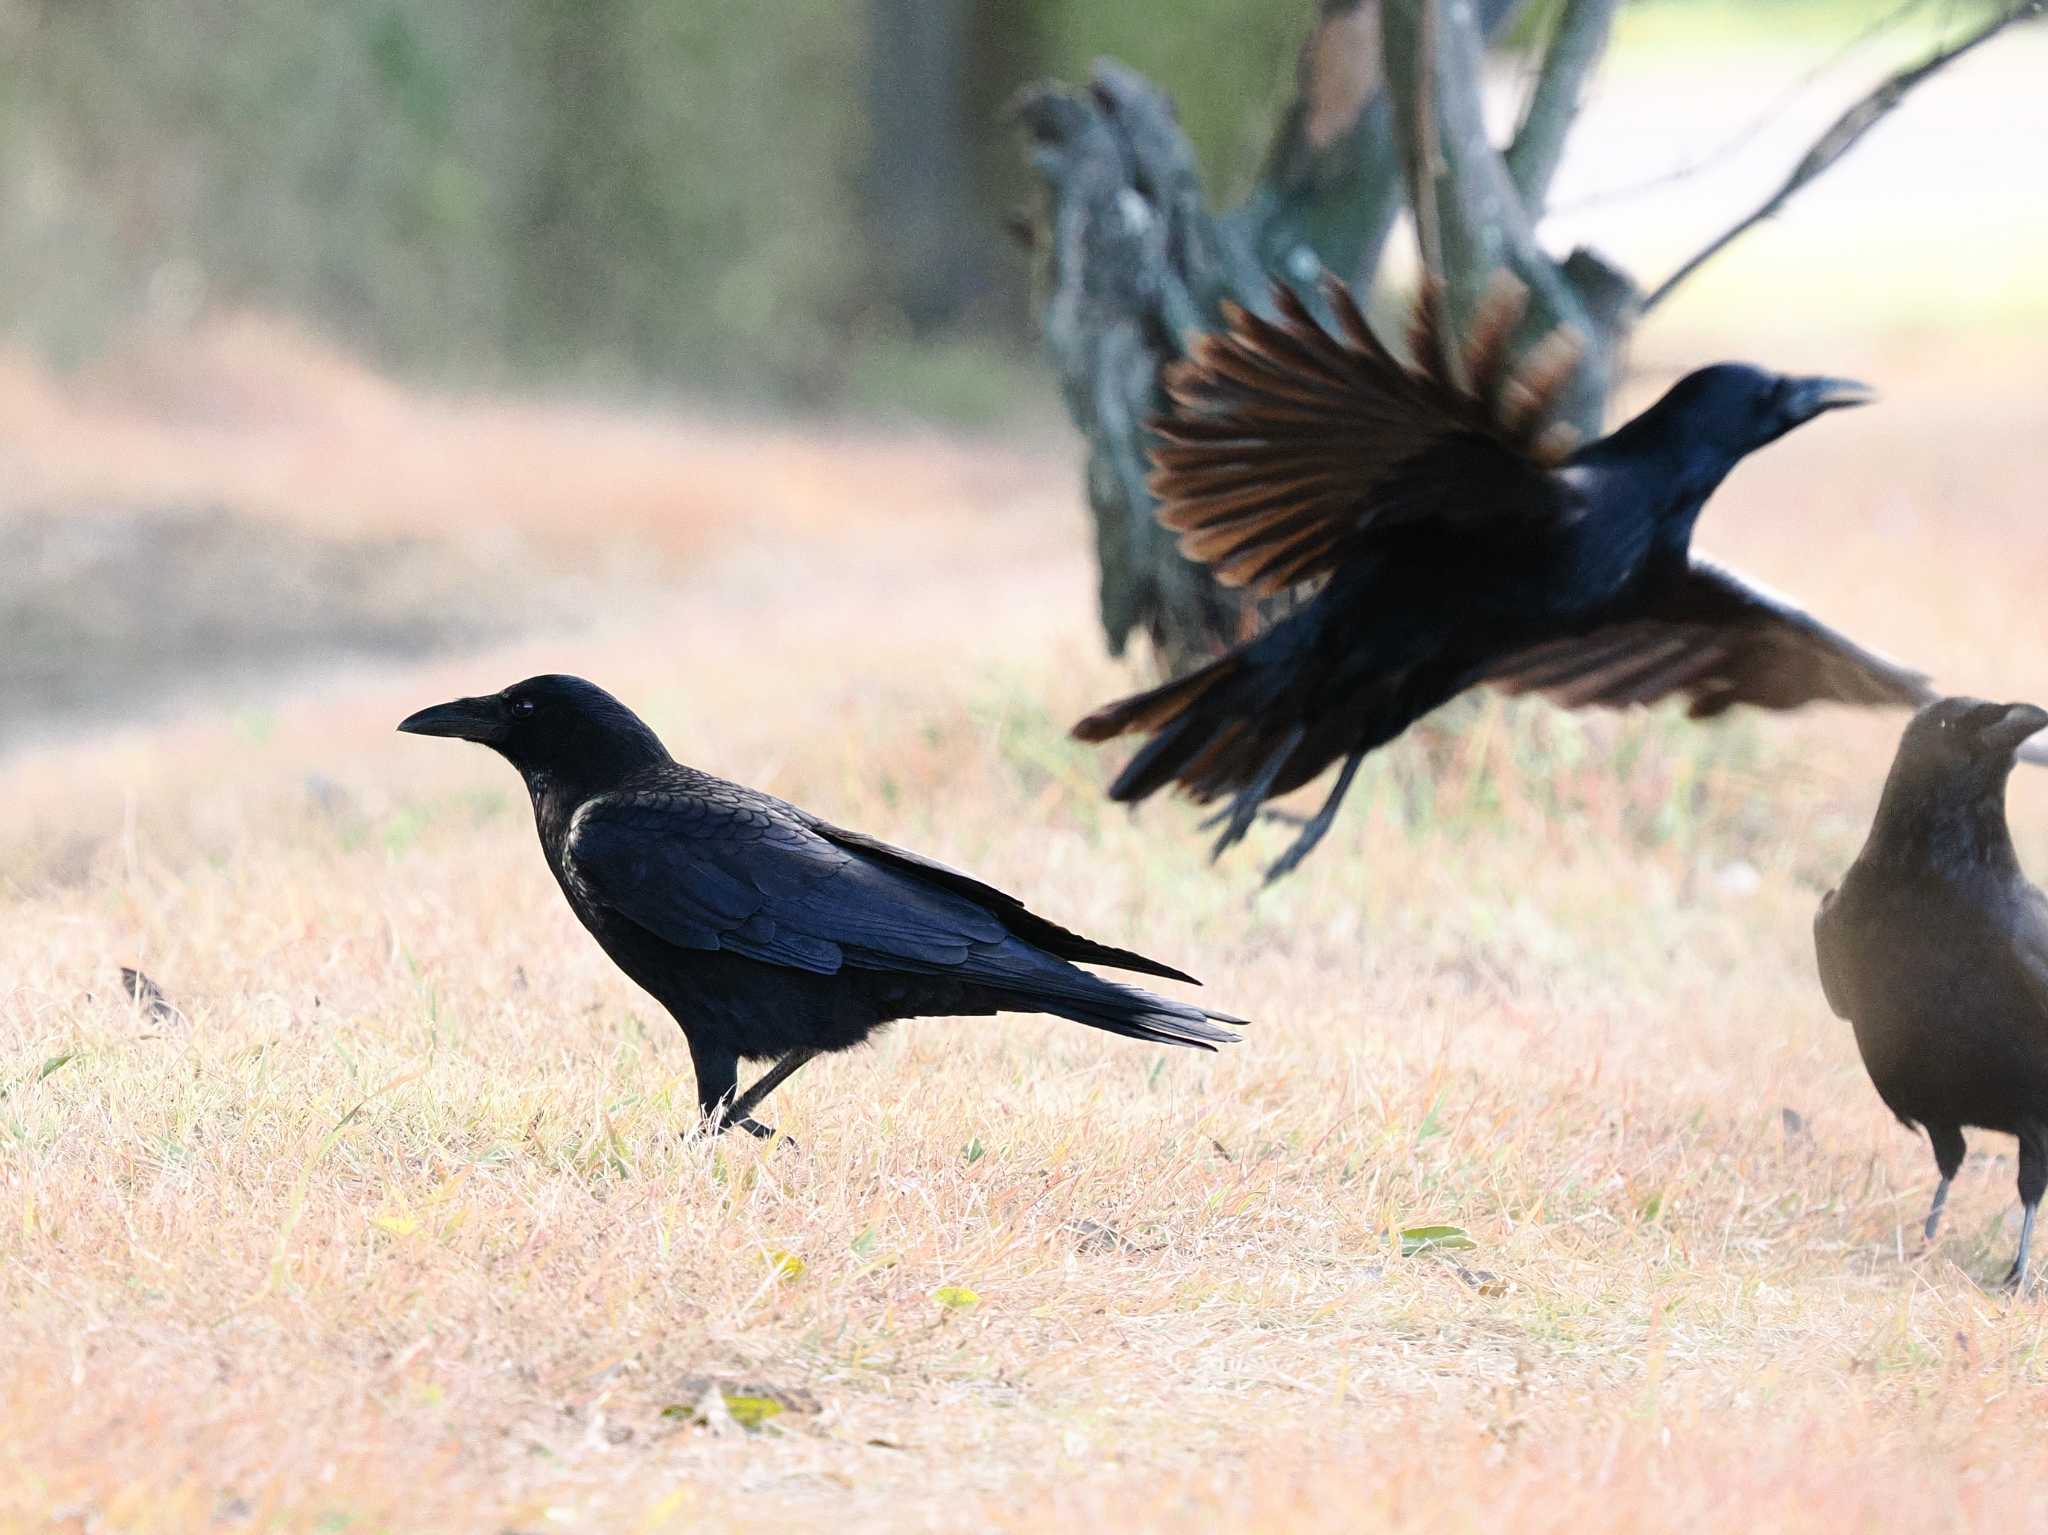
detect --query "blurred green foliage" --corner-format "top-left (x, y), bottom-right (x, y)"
top-left (0, 0), bottom-right (1967, 401)
top-left (1041, 0), bottom-right (1310, 201)
top-left (0, 0), bottom-right (1311, 400)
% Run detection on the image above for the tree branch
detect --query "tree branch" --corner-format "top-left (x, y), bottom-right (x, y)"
top-left (1385, 0), bottom-right (1620, 428)
top-left (1229, 0), bottom-right (1530, 292)
top-left (1505, 0), bottom-right (1619, 211)
top-left (1229, 2), bottom-right (1402, 289)
top-left (1643, 1), bottom-right (2043, 312)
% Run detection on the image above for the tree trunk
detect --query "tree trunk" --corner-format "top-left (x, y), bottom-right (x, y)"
top-left (867, 0), bottom-right (1045, 335)
top-left (1011, 0), bottom-right (1542, 669)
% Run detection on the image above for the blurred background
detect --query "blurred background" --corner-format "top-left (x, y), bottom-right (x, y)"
top-left (5, 14), bottom-right (2048, 1518)
top-left (1, 0), bottom-right (2043, 749)
top-left (3, 0), bottom-right (1310, 405)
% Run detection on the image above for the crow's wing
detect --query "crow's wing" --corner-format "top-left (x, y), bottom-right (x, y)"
top-left (564, 785), bottom-right (1015, 977)
top-left (1812, 886), bottom-right (1857, 1021)
top-left (2009, 886), bottom-right (2048, 1024)
top-left (1150, 275), bottom-right (1584, 597)
top-left (814, 823), bottom-right (1196, 982)
top-left (1485, 554), bottom-right (1933, 719)
top-left (565, 783), bottom-right (1197, 984)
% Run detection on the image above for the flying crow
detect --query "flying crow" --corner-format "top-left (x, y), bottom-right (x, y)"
top-left (1076, 277), bottom-right (2038, 879)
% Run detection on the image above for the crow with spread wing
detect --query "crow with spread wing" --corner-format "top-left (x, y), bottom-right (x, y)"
top-left (1075, 277), bottom-right (2035, 880)
top-left (400, 675), bottom-right (1241, 1139)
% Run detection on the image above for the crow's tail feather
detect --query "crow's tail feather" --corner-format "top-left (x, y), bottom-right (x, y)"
top-left (959, 939), bottom-right (1244, 1049)
top-left (1038, 983), bottom-right (1245, 1051)
top-left (1074, 607), bottom-right (1347, 822)
top-left (1071, 648), bottom-right (1248, 797)
top-left (1073, 615), bottom-right (1331, 813)
top-left (1071, 600), bottom-right (1457, 877)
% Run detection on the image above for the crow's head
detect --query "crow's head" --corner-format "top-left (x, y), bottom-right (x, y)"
top-left (398, 674), bottom-right (670, 787)
top-left (1865, 697), bottom-right (2046, 863)
top-left (1650, 364), bottom-right (1875, 460)
top-left (1896, 696), bottom-right (2048, 784)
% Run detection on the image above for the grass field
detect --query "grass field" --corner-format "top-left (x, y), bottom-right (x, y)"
top-left (5, 309), bottom-right (2048, 1532)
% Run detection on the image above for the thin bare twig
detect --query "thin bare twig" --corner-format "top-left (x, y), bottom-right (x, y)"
top-left (1411, 0), bottom-right (1448, 297)
top-left (1643, 0), bottom-right (2043, 312)
top-left (1550, 0), bottom-right (1935, 214)
top-left (1504, 0), bottom-right (1619, 211)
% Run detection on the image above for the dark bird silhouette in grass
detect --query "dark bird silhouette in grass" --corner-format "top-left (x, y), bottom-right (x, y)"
top-left (398, 675), bottom-right (1242, 1139)
top-left (1075, 275), bottom-right (2041, 881)
top-left (1815, 697), bottom-right (2048, 1291)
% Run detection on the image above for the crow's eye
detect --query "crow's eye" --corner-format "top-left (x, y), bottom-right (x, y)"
top-left (511, 699), bottom-right (536, 718)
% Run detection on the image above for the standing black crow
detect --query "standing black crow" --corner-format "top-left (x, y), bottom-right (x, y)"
top-left (398, 675), bottom-right (1241, 1138)
top-left (1076, 277), bottom-right (2033, 880)
top-left (1815, 697), bottom-right (2048, 1290)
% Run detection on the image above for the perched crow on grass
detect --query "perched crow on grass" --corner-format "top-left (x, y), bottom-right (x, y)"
top-left (1076, 276), bottom-right (2030, 881)
top-left (399, 675), bottom-right (1241, 1138)
top-left (1815, 697), bottom-right (2048, 1290)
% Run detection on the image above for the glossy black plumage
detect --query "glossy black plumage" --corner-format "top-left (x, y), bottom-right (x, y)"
top-left (398, 675), bottom-right (1241, 1137)
top-left (1076, 275), bottom-right (2026, 881)
top-left (1814, 697), bottom-right (2048, 1290)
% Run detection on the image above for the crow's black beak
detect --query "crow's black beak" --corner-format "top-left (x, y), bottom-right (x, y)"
top-left (1785, 375), bottom-right (1876, 423)
top-left (397, 694), bottom-right (505, 743)
top-left (1983, 701), bottom-right (2048, 756)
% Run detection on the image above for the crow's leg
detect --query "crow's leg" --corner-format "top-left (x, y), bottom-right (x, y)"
top-left (2004, 1203), bottom-right (2039, 1293)
top-left (2002, 1132), bottom-right (2046, 1292)
top-left (688, 1035), bottom-right (740, 1127)
top-left (1209, 725), bottom-right (1308, 860)
top-left (1924, 1123), bottom-right (1966, 1243)
top-left (1923, 1180), bottom-right (1954, 1243)
top-left (1200, 806), bottom-right (1308, 831)
top-left (685, 1035), bottom-right (795, 1142)
top-left (1262, 746), bottom-right (1368, 885)
top-left (723, 1048), bottom-right (820, 1140)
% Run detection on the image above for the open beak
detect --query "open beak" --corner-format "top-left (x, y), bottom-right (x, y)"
top-left (396, 694), bottom-right (505, 743)
top-left (1786, 375), bottom-right (1876, 423)
top-left (1984, 701), bottom-right (2048, 756)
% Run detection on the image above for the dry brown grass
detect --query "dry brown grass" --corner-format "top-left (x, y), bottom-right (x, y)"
top-left (0, 314), bottom-right (1052, 560)
top-left (5, 317), bottom-right (2048, 1533)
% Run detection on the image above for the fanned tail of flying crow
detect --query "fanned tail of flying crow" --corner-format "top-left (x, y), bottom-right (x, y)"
top-left (400, 675), bottom-right (1241, 1140)
top-left (1074, 272), bottom-right (2034, 880)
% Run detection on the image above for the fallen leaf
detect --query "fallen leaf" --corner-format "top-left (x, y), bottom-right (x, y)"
top-left (1400, 1224), bottom-right (1476, 1257)
top-left (1068, 1219), bottom-right (1158, 1255)
top-left (120, 967), bottom-right (186, 1025)
top-left (658, 1376), bottom-right (818, 1436)
top-left (1452, 1263), bottom-right (1509, 1298)
top-left (1781, 1106), bottom-right (1814, 1149)
top-left (722, 1395), bottom-right (785, 1429)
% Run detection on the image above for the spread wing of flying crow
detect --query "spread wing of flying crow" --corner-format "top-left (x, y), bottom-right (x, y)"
top-left (1482, 554), bottom-right (1934, 719)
